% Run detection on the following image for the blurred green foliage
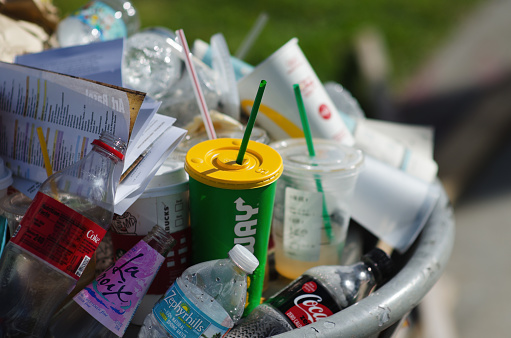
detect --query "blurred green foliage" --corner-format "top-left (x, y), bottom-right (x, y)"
top-left (51, 0), bottom-right (481, 95)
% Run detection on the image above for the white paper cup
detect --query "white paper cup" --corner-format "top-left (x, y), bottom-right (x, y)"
top-left (238, 38), bottom-right (355, 146)
top-left (111, 161), bottom-right (189, 235)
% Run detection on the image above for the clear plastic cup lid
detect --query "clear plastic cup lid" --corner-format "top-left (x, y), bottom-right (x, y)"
top-left (270, 138), bottom-right (364, 177)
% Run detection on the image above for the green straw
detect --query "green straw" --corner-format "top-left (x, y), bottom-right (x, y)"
top-left (293, 84), bottom-right (333, 241)
top-left (236, 80), bottom-right (267, 165)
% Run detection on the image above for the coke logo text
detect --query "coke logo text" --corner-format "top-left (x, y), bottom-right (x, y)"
top-left (86, 230), bottom-right (101, 244)
top-left (293, 294), bottom-right (332, 323)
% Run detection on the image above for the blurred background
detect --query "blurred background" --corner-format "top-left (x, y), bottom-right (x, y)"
top-left (50, 0), bottom-right (481, 93)
top-left (10, 0), bottom-right (511, 336)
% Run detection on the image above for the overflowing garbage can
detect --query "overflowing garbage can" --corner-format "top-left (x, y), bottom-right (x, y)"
top-left (0, 2), bottom-right (456, 337)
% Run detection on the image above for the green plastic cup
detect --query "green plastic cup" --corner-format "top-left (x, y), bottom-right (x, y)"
top-left (185, 138), bottom-right (283, 315)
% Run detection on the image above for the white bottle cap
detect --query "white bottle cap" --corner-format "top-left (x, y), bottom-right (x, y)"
top-left (229, 244), bottom-right (259, 274)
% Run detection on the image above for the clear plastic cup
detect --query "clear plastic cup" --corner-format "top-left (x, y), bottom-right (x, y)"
top-left (270, 138), bottom-right (364, 280)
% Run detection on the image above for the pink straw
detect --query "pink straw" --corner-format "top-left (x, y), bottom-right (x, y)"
top-left (177, 29), bottom-right (216, 139)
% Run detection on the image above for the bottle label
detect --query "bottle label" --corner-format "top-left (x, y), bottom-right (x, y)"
top-left (110, 227), bottom-right (192, 295)
top-left (283, 187), bottom-right (323, 261)
top-left (266, 275), bottom-right (342, 328)
top-left (72, 1), bottom-right (128, 41)
top-left (10, 192), bottom-right (106, 280)
top-left (153, 282), bottom-right (230, 338)
top-left (73, 240), bottom-right (164, 336)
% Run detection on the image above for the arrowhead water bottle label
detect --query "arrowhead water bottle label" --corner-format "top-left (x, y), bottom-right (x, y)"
top-left (283, 187), bottom-right (323, 261)
top-left (10, 192), bottom-right (106, 280)
top-left (266, 275), bottom-right (342, 328)
top-left (73, 240), bottom-right (164, 336)
top-left (153, 282), bottom-right (230, 338)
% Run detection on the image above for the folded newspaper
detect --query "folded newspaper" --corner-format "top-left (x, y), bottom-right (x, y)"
top-left (0, 39), bottom-right (187, 214)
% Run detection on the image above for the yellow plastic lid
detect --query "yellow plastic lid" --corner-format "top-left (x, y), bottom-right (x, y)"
top-left (185, 138), bottom-right (283, 190)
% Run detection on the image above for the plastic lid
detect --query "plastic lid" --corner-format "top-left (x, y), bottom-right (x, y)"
top-left (229, 244), bottom-right (259, 274)
top-left (270, 138), bottom-right (364, 178)
top-left (185, 138), bottom-right (283, 190)
top-left (362, 248), bottom-right (395, 284)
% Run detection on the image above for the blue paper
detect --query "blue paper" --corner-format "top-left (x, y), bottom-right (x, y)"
top-left (15, 39), bottom-right (124, 87)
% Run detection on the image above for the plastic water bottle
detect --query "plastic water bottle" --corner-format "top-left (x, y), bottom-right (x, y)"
top-left (138, 244), bottom-right (259, 338)
top-left (122, 27), bottom-right (183, 99)
top-left (0, 131), bottom-right (126, 337)
top-left (225, 248), bottom-right (394, 337)
top-left (47, 225), bottom-right (176, 338)
top-left (56, 0), bottom-right (140, 48)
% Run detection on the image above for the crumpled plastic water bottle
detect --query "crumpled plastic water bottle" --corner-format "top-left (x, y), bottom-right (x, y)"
top-left (56, 0), bottom-right (139, 47)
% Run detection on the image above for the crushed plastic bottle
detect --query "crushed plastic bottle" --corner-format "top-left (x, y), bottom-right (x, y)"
top-left (122, 27), bottom-right (183, 99)
top-left (56, 0), bottom-right (139, 48)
